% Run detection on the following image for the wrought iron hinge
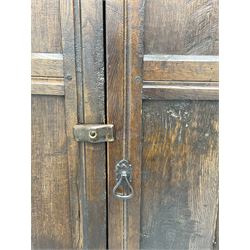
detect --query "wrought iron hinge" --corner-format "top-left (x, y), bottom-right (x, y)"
top-left (73, 124), bottom-right (114, 143)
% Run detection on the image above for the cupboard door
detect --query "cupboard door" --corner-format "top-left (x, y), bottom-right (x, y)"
top-left (141, 0), bottom-right (219, 247)
top-left (32, 0), bottom-right (219, 249)
top-left (32, 1), bottom-right (80, 248)
top-left (105, 0), bottom-right (219, 249)
top-left (32, 0), bottom-right (107, 248)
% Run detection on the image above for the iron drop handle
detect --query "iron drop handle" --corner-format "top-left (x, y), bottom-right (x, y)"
top-left (113, 160), bottom-right (134, 200)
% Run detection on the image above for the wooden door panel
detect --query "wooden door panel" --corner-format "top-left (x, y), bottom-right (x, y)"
top-left (144, 0), bottom-right (219, 55)
top-left (32, 0), bottom-right (107, 249)
top-left (32, 1), bottom-right (81, 248)
top-left (31, 0), bottom-right (62, 53)
top-left (140, 0), bottom-right (219, 249)
top-left (31, 0), bottom-right (219, 248)
top-left (31, 96), bottom-right (72, 248)
top-left (141, 100), bottom-right (219, 249)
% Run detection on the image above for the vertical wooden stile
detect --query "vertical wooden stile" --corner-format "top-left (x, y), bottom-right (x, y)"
top-left (60, 0), bottom-right (81, 248)
top-left (78, 0), bottom-right (107, 249)
top-left (106, 0), bottom-right (145, 249)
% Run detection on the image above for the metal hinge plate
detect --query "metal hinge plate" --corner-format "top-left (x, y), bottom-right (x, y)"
top-left (73, 124), bottom-right (114, 143)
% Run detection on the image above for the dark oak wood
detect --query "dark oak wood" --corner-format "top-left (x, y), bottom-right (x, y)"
top-left (140, 1), bottom-right (219, 247)
top-left (141, 100), bottom-right (219, 249)
top-left (32, 0), bottom-right (108, 248)
top-left (144, 55), bottom-right (219, 82)
top-left (76, 0), bottom-right (107, 248)
top-left (106, 2), bottom-right (125, 248)
top-left (144, 0), bottom-right (219, 55)
top-left (31, 53), bottom-right (64, 78)
top-left (60, 0), bottom-right (81, 248)
top-left (32, 95), bottom-right (72, 249)
top-left (32, 0), bottom-right (81, 248)
top-left (143, 81), bottom-right (219, 100)
top-left (31, 0), bottom-right (219, 248)
top-left (106, 0), bottom-right (144, 249)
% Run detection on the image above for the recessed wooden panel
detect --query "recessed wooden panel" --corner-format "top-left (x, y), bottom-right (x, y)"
top-left (31, 0), bottom-right (62, 53)
top-left (31, 95), bottom-right (72, 249)
top-left (144, 0), bottom-right (219, 55)
top-left (141, 100), bottom-right (219, 249)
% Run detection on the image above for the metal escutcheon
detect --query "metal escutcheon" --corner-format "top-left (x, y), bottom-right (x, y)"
top-left (113, 159), bottom-right (134, 200)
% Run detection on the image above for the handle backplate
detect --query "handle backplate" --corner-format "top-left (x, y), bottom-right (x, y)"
top-left (113, 159), bottom-right (134, 200)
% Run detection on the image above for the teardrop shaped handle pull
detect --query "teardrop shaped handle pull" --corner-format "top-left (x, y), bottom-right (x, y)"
top-left (113, 160), bottom-right (134, 200)
top-left (113, 170), bottom-right (134, 199)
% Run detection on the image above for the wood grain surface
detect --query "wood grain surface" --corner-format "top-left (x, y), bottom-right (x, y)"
top-left (144, 0), bottom-right (219, 55)
top-left (141, 100), bottom-right (219, 250)
top-left (31, 77), bottom-right (65, 96)
top-left (32, 96), bottom-right (73, 249)
top-left (76, 0), bottom-right (107, 248)
top-left (143, 81), bottom-right (219, 100)
top-left (31, 0), bottom-right (62, 53)
top-left (31, 0), bottom-right (219, 248)
top-left (144, 55), bottom-right (219, 82)
top-left (31, 53), bottom-right (64, 78)
top-left (60, 0), bottom-right (81, 247)
top-left (106, 0), bottom-right (144, 249)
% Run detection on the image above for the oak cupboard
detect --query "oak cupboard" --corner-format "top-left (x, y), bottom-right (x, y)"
top-left (32, 0), bottom-right (219, 249)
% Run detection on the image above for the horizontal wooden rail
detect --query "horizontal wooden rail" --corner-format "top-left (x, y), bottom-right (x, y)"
top-left (32, 77), bottom-right (65, 96)
top-left (144, 55), bottom-right (219, 82)
top-left (143, 81), bottom-right (219, 100)
top-left (32, 53), bottom-right (64, 78)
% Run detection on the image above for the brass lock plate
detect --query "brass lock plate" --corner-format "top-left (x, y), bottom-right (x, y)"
top-left (73, 124), bottom-right (114, 143)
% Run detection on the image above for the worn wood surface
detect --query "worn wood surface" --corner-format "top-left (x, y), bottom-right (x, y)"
top-left (143, 81), bottom-right (219, 100)
top-left (60, 0), bottom-right (81, 248)
top-left (31, 0), bottom-right (81, 248)
top-left (31, 53), bottom-right (64, 78)
top-left (106, 0), bottom-right (144, 249)
top-left (142, 6), bottom-right (219, 248)
top-left (141, 100), bottom-right (219, 250)
top-left (144, 0), bottom-right (219, 55)
top-left (76, 0), bottom-right (107, 248)
top-left (144, 55), bottom-right (219, 81)
top-left (32, 95), bottom-right (73, 249)
top-left (106, 1), bottom-right (125, 248)
top-left (32, 0), bottom-right (108, 248)
top-left (32, 0), bottom-right (62, 53)
top-left (31, 0), bottom-right (219, 248)
top-left (31, 77), bottom-right (65, 96)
